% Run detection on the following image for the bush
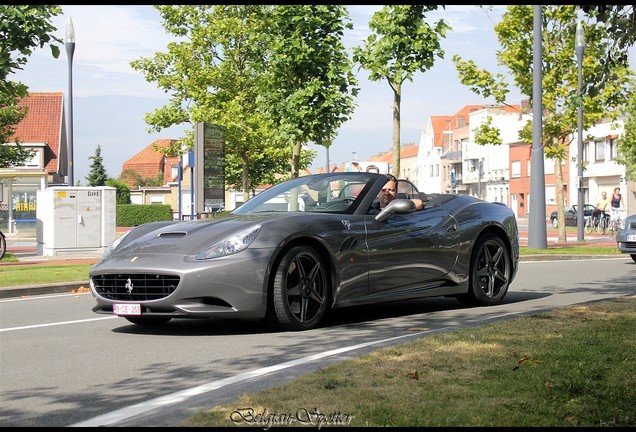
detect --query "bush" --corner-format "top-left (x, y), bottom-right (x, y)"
top-left (116, 204), bottom-right (173, 226)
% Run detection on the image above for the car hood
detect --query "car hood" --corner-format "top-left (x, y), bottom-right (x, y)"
top-left (114, 214), bottom-right (282, 257)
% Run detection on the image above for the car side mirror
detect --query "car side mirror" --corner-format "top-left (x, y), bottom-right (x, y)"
top-left (375, 199), bottom-right (416, 222)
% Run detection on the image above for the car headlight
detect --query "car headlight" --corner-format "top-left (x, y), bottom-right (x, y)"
top-left (98, 229), bottom-right (132, 264)
top-left (196, 225), bottom-right (262, 260)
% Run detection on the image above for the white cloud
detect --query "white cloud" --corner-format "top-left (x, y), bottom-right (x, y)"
top-left (10, 5), bottom-right (522, 182)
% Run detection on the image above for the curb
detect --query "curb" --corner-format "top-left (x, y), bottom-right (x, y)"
top-left (0, 281), bottom-right (90, 299)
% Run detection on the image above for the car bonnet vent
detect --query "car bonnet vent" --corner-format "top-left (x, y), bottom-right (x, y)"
top-left (158, 232), bottom-right (187, 239)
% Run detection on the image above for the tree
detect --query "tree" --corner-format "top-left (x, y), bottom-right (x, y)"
top-left (618, 96), bottom-right (636, 181)
top-left (452, 5), bottom-right (634, 243)
top-left (0, 5), bottom-right (62, 167)
top-left (131, 5), bottom-right (308, 202)
top-left (258, 5), bottom-right (359, 179)
top-left (105, 178), bottom-right (131, 204)
top-left (119, 169), bottom-right (163, 188)
top-left (86, 145), bottom-right (109, 186)
top-left (352, 5), bottom-right (450, 177)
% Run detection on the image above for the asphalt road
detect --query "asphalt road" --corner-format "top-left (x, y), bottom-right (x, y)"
top-left (1, 256), bottom-right (633, 427)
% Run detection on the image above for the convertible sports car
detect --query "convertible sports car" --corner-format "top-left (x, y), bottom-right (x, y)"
top-left (89, 172), bottom-right (519, 331)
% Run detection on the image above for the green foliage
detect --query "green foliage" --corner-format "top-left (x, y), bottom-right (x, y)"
top-left (131, 5), bottom-right (293, 197)
top-left (618, 95), bottom-right (636, 181)
top-left (0, 5), bottom-right (62, 97)
top-left (119, 168), bottom-right (164, 188)
top-left (0, 5), bottom-right (62, 168)
top-left (259, 5), bottom-right (359, 178)
top-left (105, 178), bottom-right (131, 204)
top-left (473, 116), bottom-right (503, 146)
top-left (452, 5), bottom-right (635, 242)
top-left (352, 5), bottom-right (450, 176)
top-left (116, 204), bottom-right (172, 226)
top-left (86, 145), bottom-right (109, 186)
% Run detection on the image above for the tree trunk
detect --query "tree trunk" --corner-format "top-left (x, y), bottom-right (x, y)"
top-left (555, 158), bottom-right (567, 242)
top-left (291, 139), bottom-right (301, 178)
top-left (242, 155), bottom-right (249, 203)
top-left (391, 81), bottom-right (401, 177)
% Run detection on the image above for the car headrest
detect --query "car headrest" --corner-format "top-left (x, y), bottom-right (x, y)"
top-left (396, 193), bottom-right (407, 200)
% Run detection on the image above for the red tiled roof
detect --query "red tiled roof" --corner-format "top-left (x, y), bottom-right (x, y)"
top-left (11, 92), bottom-right (65, 174)
top-left (120, 139), bottom-right (176, 187)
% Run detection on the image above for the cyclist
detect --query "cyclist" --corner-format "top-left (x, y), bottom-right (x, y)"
top-left (609, 187), bottom-right (624, 231)
top-left (592, 191), bottom-right (610, 227)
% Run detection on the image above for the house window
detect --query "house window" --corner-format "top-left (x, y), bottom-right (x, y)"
top-left (171, 164), bottom-right (179, 180)
top-left (609, 138), bottom-right (617, 160)
top-left (511, 161), bottom-right (521, 178)
top-left (435, 164), bottom-right (439, 177)
top-left (150, 194), bottom-right (164, 204)
top-left (527, 159), bottom-right (531, 177)
top-left (595, 140), bottom-right (605, 162)
top-left (583, 141), bottom-right (590, 163)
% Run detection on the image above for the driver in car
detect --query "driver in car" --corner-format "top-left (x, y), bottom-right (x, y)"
top-left (368, 174), bottom-right (424, 214)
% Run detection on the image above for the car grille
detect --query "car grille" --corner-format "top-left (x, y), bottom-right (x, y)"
top-left (92, 274), bottom-right (180, 301)
top-left (623, 242), bottom-right (636, 249)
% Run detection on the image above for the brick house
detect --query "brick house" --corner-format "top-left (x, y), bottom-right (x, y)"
top-left (0, 92), bottom-right (68, 233)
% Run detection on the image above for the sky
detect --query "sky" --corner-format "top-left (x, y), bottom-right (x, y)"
top-left (11, 5), bottom-right (525, 184)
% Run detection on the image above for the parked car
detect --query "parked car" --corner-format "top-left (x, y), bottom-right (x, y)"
top-left (615, 213), bottom-right (636, 262)
top-left (89, 172), bottom-right (520, 331)
top-left (550, 204), bottom-right (595, 228)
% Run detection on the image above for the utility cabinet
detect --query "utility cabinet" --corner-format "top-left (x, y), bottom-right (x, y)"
top-left (36, 186), bottom-right (116, 256)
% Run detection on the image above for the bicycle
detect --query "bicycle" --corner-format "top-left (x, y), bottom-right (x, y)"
top-left (585, 211), bottom-right (609, 235)
top-left (609, 209), bottom-right (624, 237)
top-left (0, 229), bottom-right (6, 261)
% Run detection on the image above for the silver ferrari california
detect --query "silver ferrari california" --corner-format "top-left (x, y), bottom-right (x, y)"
top-left (89, 172), bottom-right (519, 331)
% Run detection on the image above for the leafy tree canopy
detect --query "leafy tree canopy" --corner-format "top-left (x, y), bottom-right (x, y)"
top-left (352, 5), bottom-right (449, 176)
top-left (0, 5), bottom-right (62, 168)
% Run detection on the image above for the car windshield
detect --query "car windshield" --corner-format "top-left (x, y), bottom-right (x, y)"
top-left (232, 173), bottom-right (383, 214)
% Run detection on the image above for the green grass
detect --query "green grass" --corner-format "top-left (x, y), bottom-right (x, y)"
top-left (182, 297), bottom-right (636, 427)
top-left (0, 261), bottom-right (92, 287)
top-left (520, 245), bottom-right (620, 255)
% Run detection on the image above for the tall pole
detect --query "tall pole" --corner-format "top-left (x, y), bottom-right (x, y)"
top-left (575, 21), bottom-right (585, 241)
top-left (528, 5), bottom-right (547, 249)
top-left (65, 16), bottom-right (76, 187)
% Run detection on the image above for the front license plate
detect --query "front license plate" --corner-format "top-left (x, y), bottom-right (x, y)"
top-left (113, 303), bottom-right (141, 316)
top-left (628, 235), bottom-right (636, 241)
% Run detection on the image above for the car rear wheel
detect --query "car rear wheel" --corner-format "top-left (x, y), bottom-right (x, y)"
top-left (457, 233), bottom-right (511, 306)
top-left (551, 218), bottom-right (558, 228)
top-left (270, 245), bottom-right (329, 331)
top-left (124, 316), bottom-right (172, 325)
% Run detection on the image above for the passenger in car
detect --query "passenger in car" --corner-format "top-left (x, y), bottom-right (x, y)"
top-left (367, 174), bottom-right (424, 214)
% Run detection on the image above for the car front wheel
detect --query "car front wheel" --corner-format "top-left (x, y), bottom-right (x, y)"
top-left (457, 233), bottom-right (511, 306)
top-left (270, 245), bottom-right (329, 331)
top-left (551, 218), bottom-right (558, 228)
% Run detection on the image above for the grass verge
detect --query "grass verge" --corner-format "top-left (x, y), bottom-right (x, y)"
top-left (181, 296), bottom-right (636, 427)
top-left (0, 262), bottom-right (92, 287)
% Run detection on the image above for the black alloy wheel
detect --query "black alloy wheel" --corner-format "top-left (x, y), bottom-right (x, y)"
top-left (271, 245), bottom-right (329, 331)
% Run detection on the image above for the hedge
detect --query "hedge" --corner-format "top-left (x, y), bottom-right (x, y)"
top-left (116, 204), bottom-right (173, 227)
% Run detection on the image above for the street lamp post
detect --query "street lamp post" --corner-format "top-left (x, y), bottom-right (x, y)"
top-left (65, 16), bottom-right (75, 186)
top-left (575, 21), bottom-right (585, 241)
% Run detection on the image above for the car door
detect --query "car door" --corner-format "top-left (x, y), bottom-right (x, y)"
top-left (364, 204), bottom-right (460, 296)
